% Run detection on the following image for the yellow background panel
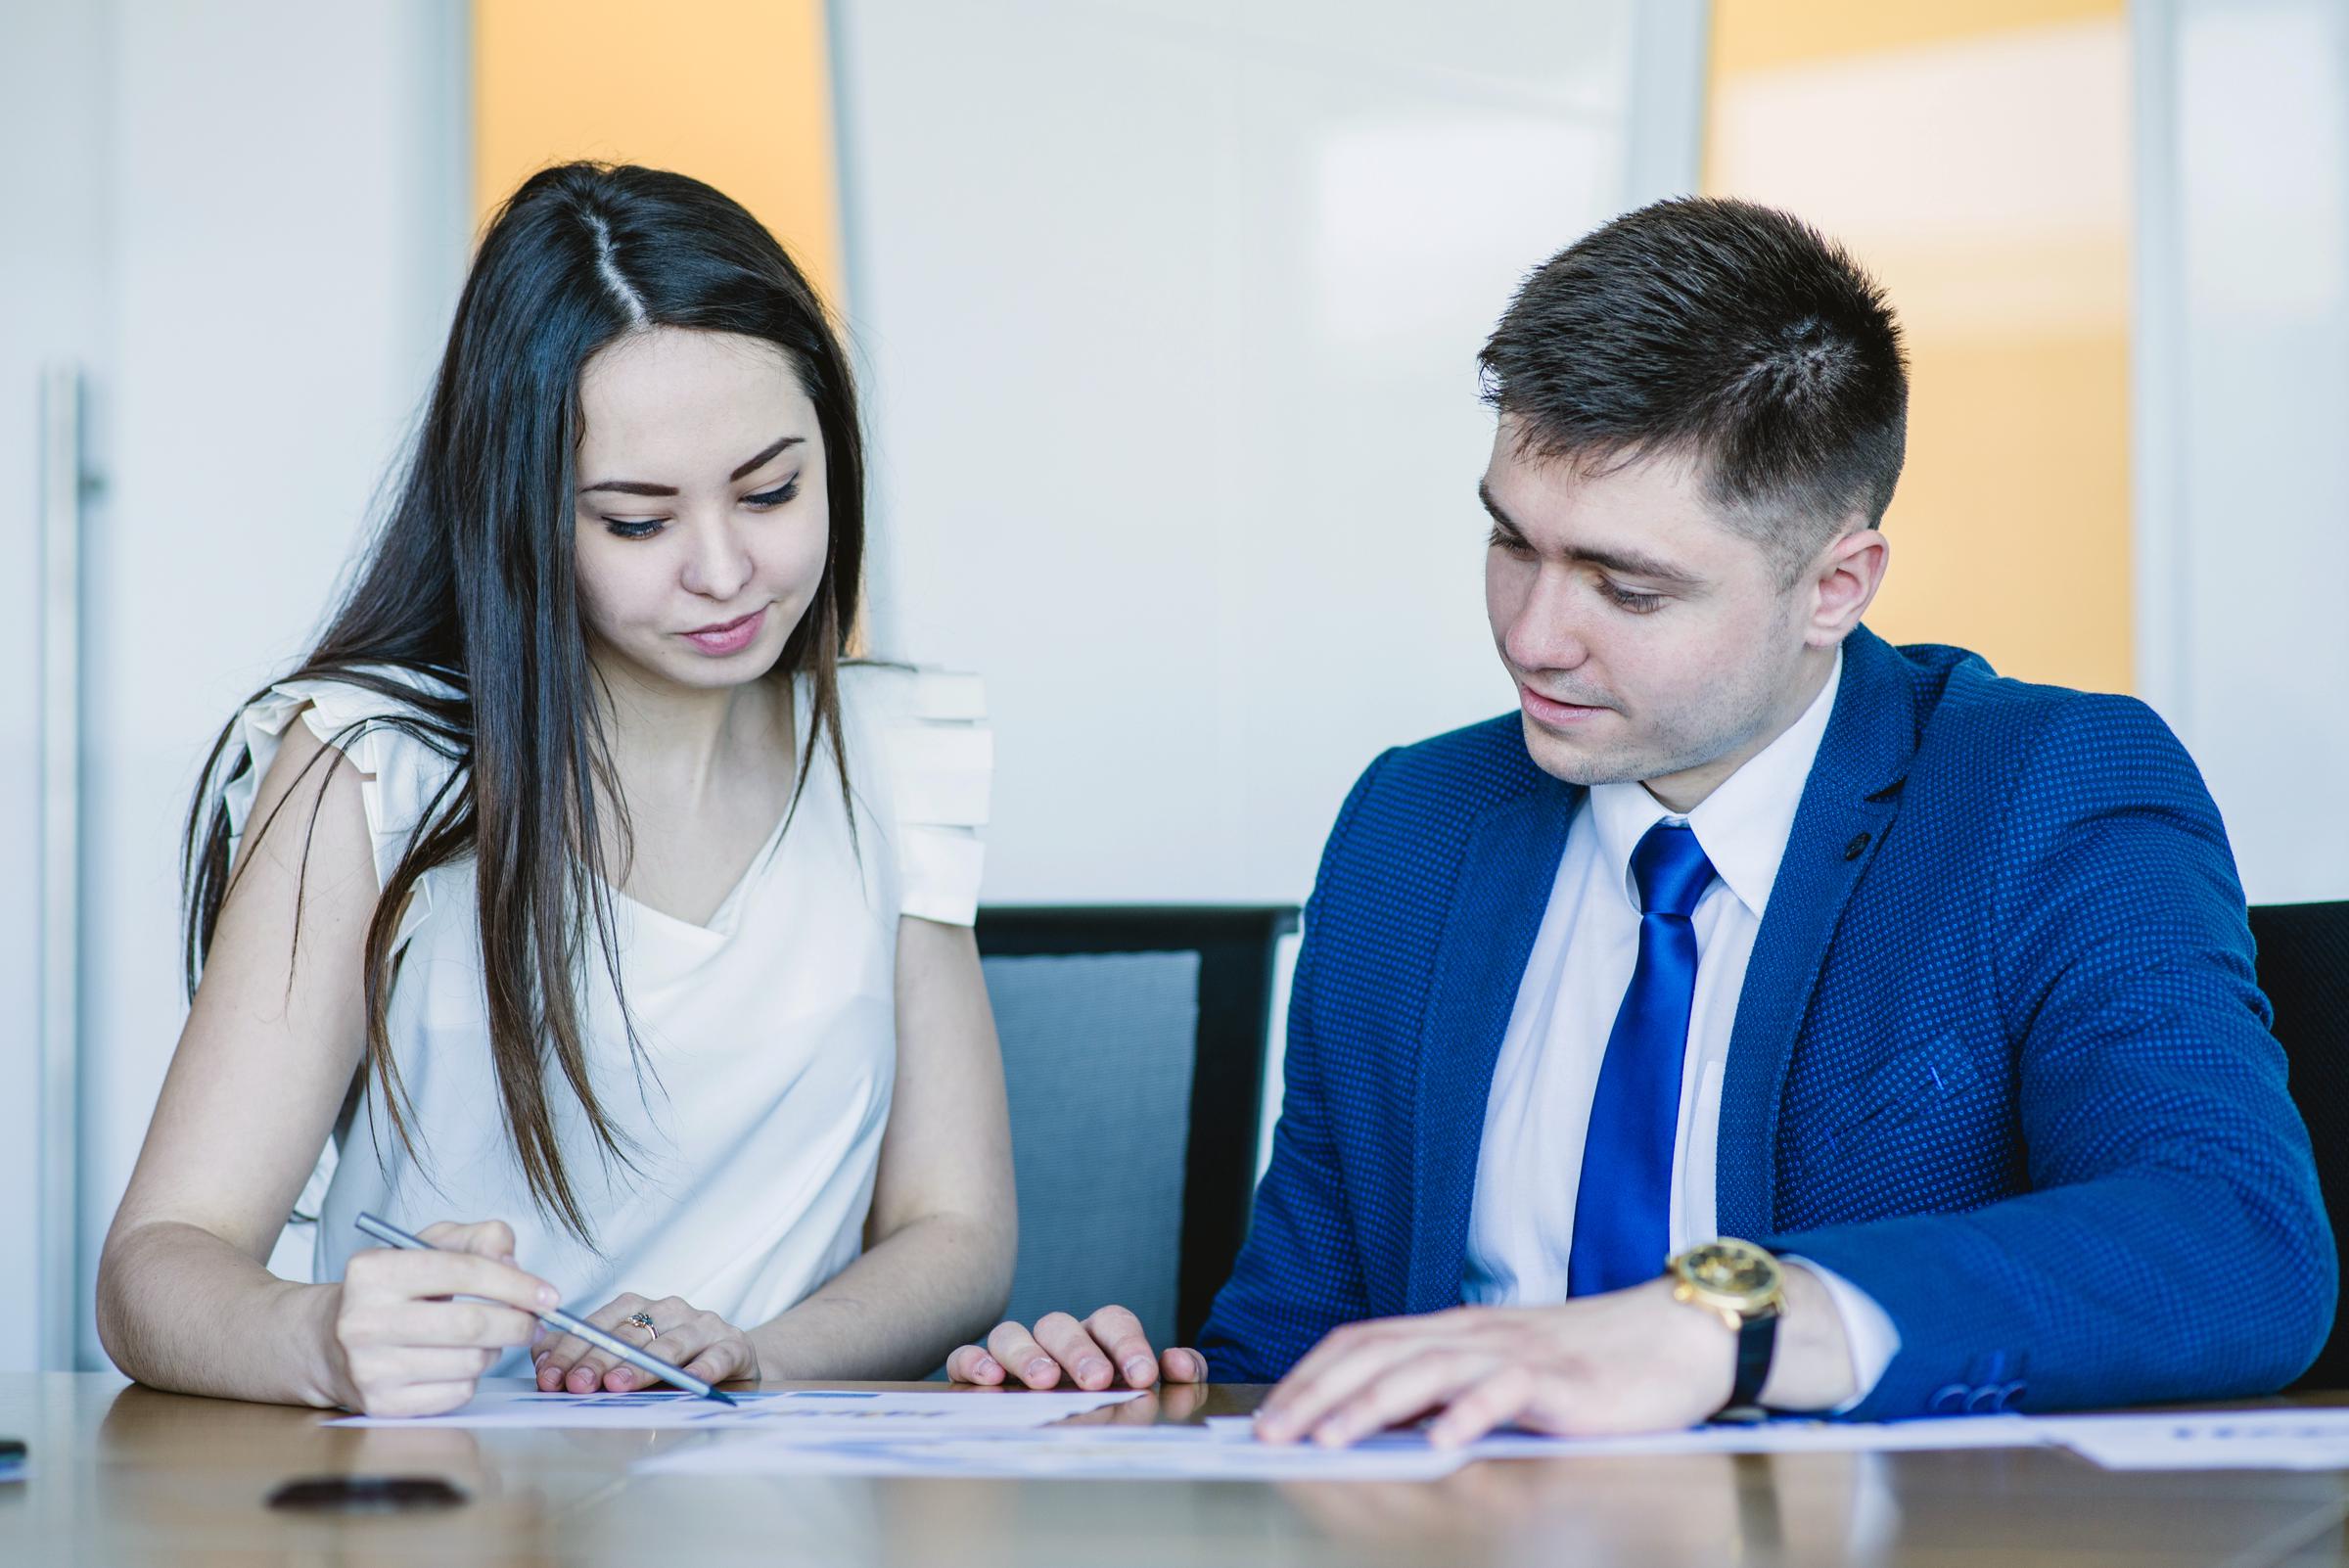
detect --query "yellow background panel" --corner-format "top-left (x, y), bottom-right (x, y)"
top-left (1873, 337), bottom-right (2133, 694)
top-left (1711, 0), bottom-right (2127, 75)
top-left (472, 0), bottom-right (845, 306)
top-left (1706, 1), bottom-right (2134, 692)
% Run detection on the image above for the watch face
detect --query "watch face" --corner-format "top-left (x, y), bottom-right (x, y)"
top-left (1683, 1243), bottom-right (1777, 1298)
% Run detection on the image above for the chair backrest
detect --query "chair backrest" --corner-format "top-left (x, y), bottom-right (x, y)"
top-left (977, 904), bottom-right (1298, 1348)
top-left (2253, 900), bottom-right (2349, 1391)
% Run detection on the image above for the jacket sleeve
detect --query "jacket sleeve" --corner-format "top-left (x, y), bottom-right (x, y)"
top-left (1773, 695), bottom-right (2335, 1419)
top-left (1194, 753), bottom-right (1392, 1383)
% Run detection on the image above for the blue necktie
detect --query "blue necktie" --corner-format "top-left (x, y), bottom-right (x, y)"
top-left (1566, 819), bottom-right (1718, 1297)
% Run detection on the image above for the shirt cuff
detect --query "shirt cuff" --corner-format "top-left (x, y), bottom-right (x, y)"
top-left (1780, 1256), bottom-right (1900, 1413)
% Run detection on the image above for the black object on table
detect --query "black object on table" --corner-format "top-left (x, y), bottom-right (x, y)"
top-left (264, 1475), bottom-right (467, 1512)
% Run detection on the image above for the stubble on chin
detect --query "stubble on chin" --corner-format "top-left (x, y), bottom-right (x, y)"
top-left (1516, 709), bottom-right (1734, 793)
top-left (1519, 713), bottom-right (1646, 789)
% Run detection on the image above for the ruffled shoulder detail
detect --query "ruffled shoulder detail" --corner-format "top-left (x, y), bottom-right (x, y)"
top-left (838, 663), bottom-right (991, 926)
top-left (219, 665), bottom-right (466, 954)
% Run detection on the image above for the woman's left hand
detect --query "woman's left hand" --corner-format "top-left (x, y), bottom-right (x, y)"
top-left (533, 1292), bottom-right (760, 1394)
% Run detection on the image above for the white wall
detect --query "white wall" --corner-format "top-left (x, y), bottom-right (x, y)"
top-left (833, 0), bottom-right (1639, 906)
top-left (8, 1), bottom-right (471, 1368)
top-left (0, 0), bottom-right (114, 1375)
top-left (2135, 0), bottom-right (2349, 904)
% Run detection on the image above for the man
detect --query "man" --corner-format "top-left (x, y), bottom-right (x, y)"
top-left (947, 198), bottom-right (2334, 1442)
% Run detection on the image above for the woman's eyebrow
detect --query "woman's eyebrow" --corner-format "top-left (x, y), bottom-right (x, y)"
top-left (577, 434), bottom-right (806, 496)
top-left (728, 433), bottom-right (805, 482)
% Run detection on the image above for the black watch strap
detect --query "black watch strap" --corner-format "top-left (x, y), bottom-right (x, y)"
top-left (1727, 1307), bottom-right (1778, 1408)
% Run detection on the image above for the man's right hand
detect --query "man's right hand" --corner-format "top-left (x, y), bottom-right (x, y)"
top-left (944, 1306), bottom-right (1209, 1391)
top-left (325, 1218), bottom-right (558, 1417)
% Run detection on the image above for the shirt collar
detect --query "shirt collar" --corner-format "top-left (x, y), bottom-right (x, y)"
top-left (1587, 649), bottom-right (1844, 920)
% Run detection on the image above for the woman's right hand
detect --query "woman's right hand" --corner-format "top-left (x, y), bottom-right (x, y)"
top-left (325, 1219), bottom-right (558, 1417)
top-left (944, 1306), bottom-right (1209, 1391)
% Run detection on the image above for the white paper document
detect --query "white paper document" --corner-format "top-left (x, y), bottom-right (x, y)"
top-left (631, 1412), bottom-right (2044, 1484)
top-left (637, 1425), bottom-right (1470, 1482)
top-left (1465, 1415), bottom-right (2043, 1458)
top-left (2034, 1410), bottom-right (2349, 1471)
top-left (329, 1380), bottom-right (1142, 1433)
top-left (1202, 1414), bottom-right (2045, 1458)
top-left (386, 1384), bottom-right (2346, 1480)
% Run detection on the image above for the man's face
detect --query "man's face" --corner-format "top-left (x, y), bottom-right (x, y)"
top-left (1481, 421), bottom-right (1819, 807)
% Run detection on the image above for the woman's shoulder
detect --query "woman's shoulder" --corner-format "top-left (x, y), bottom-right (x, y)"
top-left (251, 663), bottom-right (464, 747)
top-left (220, 664), bottom-right (470, 904)
top-left (830, 661), bottom-right (990, 926)
top-left (835, 660), bottom-right (982, 721)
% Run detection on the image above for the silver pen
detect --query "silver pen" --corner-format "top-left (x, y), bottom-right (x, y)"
top-left (352, 1211), bottom-right (738, 1405)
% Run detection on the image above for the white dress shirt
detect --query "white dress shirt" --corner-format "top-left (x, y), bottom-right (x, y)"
top-left (1461, 650), bottom-right (1899, 1406)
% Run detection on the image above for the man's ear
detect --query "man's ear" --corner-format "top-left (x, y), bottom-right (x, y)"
top-left (1805, 525), bottom-right (1890, 646)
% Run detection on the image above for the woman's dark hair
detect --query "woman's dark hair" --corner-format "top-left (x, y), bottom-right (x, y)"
top-left (1479, 196), bottom-right (1908, 582)
top-left (181, 162), bottom-right (865, 1243)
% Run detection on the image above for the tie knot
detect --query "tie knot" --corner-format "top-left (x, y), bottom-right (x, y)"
top-left (1630, 820), bottom-right (1716, 919)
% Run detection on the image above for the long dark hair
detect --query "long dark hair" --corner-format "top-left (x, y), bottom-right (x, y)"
top-left (182, 162), bottom-right (865, 1243)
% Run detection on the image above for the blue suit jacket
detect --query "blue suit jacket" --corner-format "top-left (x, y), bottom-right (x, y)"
top-left (1198, 627), bottom-right (2334, 1417)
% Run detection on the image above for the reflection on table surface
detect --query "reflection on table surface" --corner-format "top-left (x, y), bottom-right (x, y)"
top-left (2, 1374), bottom-right (2345, 1567)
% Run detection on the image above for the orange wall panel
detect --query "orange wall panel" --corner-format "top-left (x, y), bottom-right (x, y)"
top-left (1705, 2), bottom-right (2134, 692)
top-left (472, 0), bottom-right (846, 307)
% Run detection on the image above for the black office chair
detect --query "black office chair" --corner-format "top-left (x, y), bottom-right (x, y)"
top-left (975, 904), bottom-right (1298, 1348)
top-left (2254, 900), bottom-right (2349, 1391)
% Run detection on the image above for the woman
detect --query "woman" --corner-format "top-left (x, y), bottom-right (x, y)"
top-left (96, 162), bottom-right (1019, 1416)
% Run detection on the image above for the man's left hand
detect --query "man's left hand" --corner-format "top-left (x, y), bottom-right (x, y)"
top-left (1251, 1280), bottom-right (1736, 1449)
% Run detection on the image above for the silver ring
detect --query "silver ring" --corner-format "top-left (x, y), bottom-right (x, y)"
top-left (623, 1310), bottom-right (657, 1339)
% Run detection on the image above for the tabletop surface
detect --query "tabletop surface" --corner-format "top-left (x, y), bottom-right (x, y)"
top-left (3, 1373), bottom-right (2347, 1567)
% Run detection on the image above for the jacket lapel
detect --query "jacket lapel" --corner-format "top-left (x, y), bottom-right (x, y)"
top-left (1714, 627), bottom-right (1920, 1238)
top-left (1404, 775), bottom-right (1577, 1314)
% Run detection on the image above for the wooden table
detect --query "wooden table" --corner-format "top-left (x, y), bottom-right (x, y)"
top-left (4, 1374), bottom-right (2346, 1566)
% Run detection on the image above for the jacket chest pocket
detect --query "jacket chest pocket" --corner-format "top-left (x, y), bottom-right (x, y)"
top-left (1790, 1033), bottom-right (1984, 1173)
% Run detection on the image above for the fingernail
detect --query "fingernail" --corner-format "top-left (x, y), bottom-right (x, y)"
top-left (1124, 1357), bottom-right (1155, 1386)
top-left (976, 1357), bottom-right (1001, 1379)
top-left (1077, 1358), bottom-right (1110, 1386)
top-left (535, 1285), bottom-right (558, 1308)
top-left (1025, 1358), bottom-right (1055, 1383)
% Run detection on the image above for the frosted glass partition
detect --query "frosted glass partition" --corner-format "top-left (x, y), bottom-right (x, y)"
top-left (2136, 0), bottom-right (2349, 903)
top-left (831, 0), bottom-right (1638, 904)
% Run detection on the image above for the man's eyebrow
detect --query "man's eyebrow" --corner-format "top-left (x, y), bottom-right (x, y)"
top-left (1476, 480), bottom-right (1704, 588)
top-left (1477, 481), bottom-right (1524, 535)
top-left (577, 434), bottom-right (806, 496)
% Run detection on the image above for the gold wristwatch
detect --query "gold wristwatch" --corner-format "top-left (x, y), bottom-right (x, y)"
top-left (1667, 1238), bottom-right (1785, 1411)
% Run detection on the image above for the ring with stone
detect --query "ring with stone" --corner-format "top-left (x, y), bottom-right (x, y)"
top-left (623, 1310), bottom-right (658, 1339)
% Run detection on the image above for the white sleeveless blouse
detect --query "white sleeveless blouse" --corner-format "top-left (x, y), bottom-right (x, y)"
top-left (219, 663), bottom-right (990, 1372)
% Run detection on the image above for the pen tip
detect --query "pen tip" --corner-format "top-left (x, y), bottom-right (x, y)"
top-left (708, 1389), bottom-right (739, 1406)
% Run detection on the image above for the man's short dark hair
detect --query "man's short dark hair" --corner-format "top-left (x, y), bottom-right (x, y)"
top-left (1479, 197), bottom-right (1908, 582)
